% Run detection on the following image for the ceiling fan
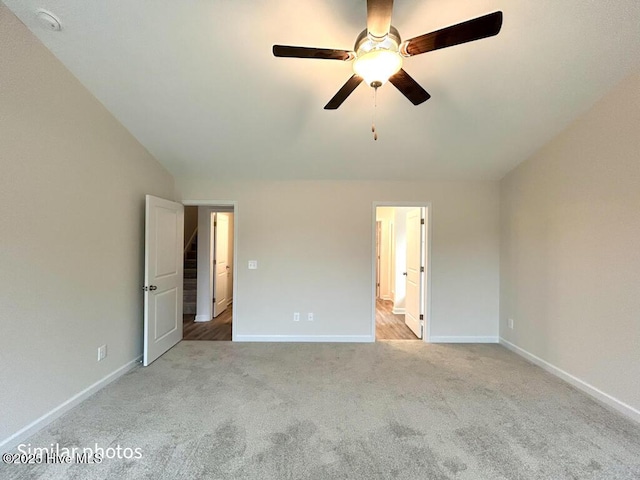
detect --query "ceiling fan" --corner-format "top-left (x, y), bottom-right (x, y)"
top-left (273, 0), bottom-right (503, 110)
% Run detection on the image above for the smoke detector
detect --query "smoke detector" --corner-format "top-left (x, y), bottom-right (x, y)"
top-left (36, 10), bottom-right (61, 31)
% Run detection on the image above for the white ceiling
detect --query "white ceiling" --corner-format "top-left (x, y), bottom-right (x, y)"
top-left (4, 0), bottom-right (640, 181)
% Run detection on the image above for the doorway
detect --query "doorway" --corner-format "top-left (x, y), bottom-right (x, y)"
top-left (182, 204), bottom-right (236, 341)
top-left (373, 204), bottom-right (430, 341)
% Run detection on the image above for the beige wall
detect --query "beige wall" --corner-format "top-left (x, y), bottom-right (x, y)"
top-left (177, 179), bottom-right (500, 341)
top-left (0, 5), bottom-right (175, 446)
top-left (500, 73), bottom-right (640, 414)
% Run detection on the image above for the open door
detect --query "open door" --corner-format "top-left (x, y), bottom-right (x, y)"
top-left (143, 195), bottom-right (184, 366)
top-left (405, 208), bottom-right (423, 339)
top-left (375, 221), bottom-right (381, 299)
top-left (212, 213), bottom-right (230, 317)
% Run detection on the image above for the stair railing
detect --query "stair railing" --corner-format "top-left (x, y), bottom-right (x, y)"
top-left (184, 227), bottom-right (198, 257)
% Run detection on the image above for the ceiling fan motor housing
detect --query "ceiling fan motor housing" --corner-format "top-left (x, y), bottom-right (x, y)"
top-left (356, 26), bottom-right (402, 52)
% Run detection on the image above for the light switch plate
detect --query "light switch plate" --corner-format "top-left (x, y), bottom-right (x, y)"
top-left (248, 260), bottom-right (258, 270)
top-left (97, 344), bottom-right (107, 361)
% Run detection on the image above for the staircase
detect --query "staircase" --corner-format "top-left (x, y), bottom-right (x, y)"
top-left (183, 239), bottom-right (197, 314)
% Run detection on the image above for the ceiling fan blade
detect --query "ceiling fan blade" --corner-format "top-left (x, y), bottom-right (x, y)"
top-left (389, 69), bottom-right (431, 105)
top-left (367, 0), bottom-right (394, 40)
top-left (324, 75), bottom-right (364, 110)
top-left (401, 11), bottom-right (503, 57)
top-left (273, 45), bottom-right (354, 61)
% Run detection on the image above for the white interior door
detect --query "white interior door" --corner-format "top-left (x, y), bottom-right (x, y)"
top-left (405, 208), bottom-right (423, 339)
top-left (376, 221), bottom-right (381, 299)
top-left (144, 195), bottom-right (184, 366)
top-left (212, 213), bottom-right (229, 318)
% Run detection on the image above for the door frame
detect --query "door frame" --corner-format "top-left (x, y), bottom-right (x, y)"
top-left (371, 202), bottom-right (432, 343)
top-left (183, 200), bottom-right (238, 341)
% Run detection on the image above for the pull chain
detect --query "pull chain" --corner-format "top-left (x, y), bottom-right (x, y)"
top-left (371, 86), bottom-right (378, 141)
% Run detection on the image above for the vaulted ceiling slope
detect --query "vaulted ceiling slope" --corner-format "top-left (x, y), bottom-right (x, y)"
top-left (4, 1), bottom-right (640, 181)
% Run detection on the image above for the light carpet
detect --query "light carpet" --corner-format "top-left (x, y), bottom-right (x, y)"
top-left (2, 341), bottom-right (639, 479)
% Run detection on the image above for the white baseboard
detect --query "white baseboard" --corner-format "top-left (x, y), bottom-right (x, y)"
top-left (500, 338), bottom-right (640, 424)
top-left (194, 314), bottom-right (211, 323)
top-left (392, 307), bottom-right (405, 315)
top-left (235, 335), bottom-right (374, 343)
top-left (430, 336), bottom-right (498, 343)
top-left (0, 356), bottom-right (141, 454)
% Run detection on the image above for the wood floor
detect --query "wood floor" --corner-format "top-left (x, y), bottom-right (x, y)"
top-left (376, 299), bottom-right (418, 340)
top-left (183, 301), bottom-right (413, 341)
top-left (183, 305), bottom-right (232, 341)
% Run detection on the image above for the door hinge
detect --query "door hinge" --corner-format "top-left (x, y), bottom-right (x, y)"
top-left (420, 314), bottom-right (424, 321)
top-left (213, 298), bottom-right (216, 303)
top-left (214, 259), bottom-right (217, 265)
top-left (421, 218), bottom-right (425, 225)
top-left (214, 221), bottom-right (217, 227)
top-left (421, 266), bottom-right (425, 273)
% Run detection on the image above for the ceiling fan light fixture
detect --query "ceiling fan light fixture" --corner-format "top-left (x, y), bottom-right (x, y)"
top-left (353, 49), bottom-right (403, 87)
top-left (273, 5), bottom-right (503, 110)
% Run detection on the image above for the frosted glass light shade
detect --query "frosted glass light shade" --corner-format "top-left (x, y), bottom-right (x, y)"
top-left (353, 49), bottom-right (403, 87)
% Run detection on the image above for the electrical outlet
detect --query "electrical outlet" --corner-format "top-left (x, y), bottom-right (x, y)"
top-left (508, 318), bottom-right (514, 329)
top-left (307, 313), bottom-right (314, 321)
top-left (248, 260), bottom-right (258, 270)
top-left (97, 344), bottom-right (107, 361)
top-left (293, 312), bottom-right (300, 322)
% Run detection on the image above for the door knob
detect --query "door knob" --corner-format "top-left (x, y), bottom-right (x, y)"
top-left (149, 285), bottom-right (158, 291)
top-left (402, 272), bottom-right (407, 276)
